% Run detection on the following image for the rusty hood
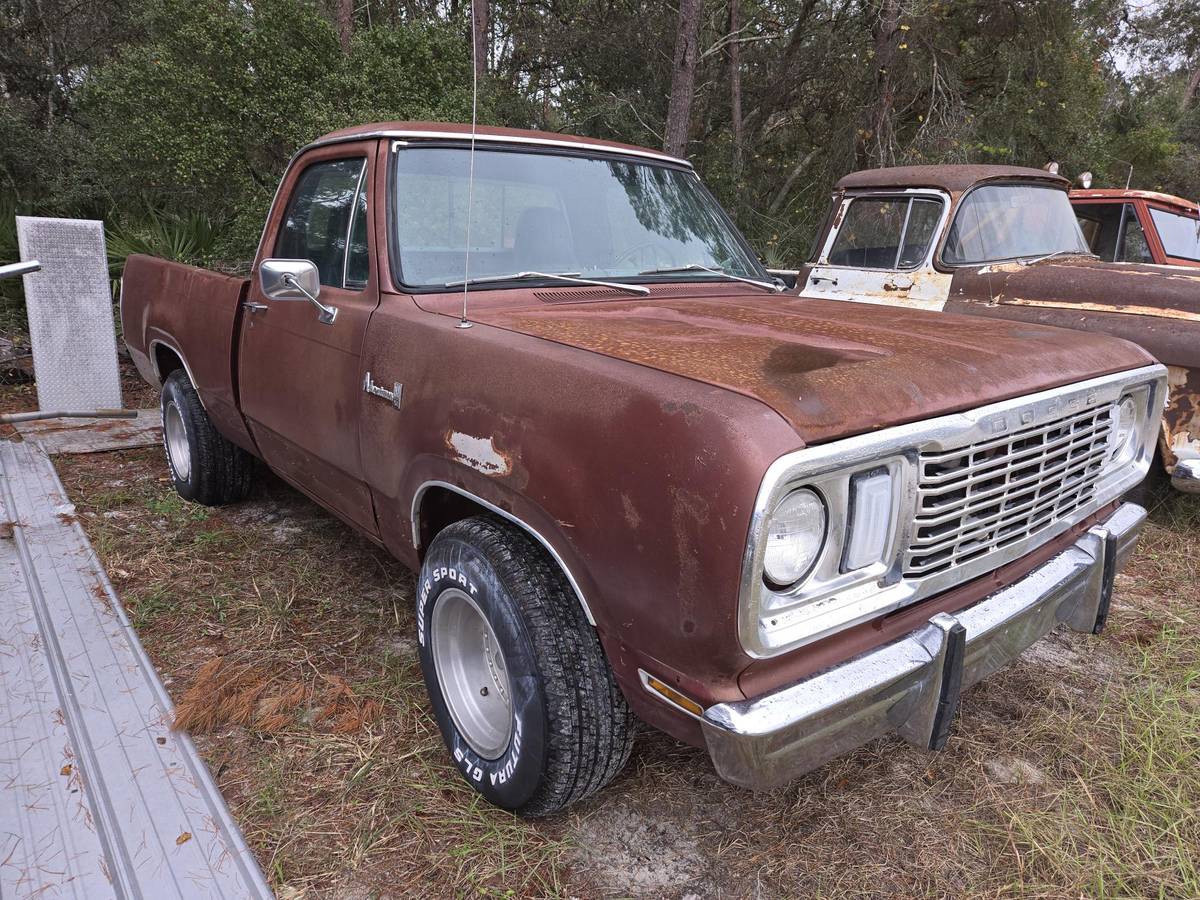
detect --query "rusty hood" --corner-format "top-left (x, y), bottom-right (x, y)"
top-left (954, 256), bottom-right (1200, 319)
top-left (472, 292), bottom-right (1153, 445)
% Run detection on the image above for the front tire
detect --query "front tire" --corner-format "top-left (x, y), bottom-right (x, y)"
top-left (417, 517), bottom-right (634, 816)
top-left (160, 369), bottom-right (254, 506)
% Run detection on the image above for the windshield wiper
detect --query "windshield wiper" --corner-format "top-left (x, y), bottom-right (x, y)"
top-left (445, 271), bottom-right (649, 295)
top-left (1017, 249), bottom-right (1095, 267)
top-left (639, 263), bottom-right (784, 293)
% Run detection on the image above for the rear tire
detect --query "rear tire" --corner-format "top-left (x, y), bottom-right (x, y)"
top-left (160, 369), bottom-right (254, 506)
top-left (417, 516), bottom-right (635, 816)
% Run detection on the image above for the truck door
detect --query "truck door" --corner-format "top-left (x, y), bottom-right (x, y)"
top-left (238, 142), bottom-right (381, 534)
top-left (802, 191), bottom-right (952, 311)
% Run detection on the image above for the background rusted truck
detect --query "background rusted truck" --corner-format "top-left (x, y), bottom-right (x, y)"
top-left (121, 124), bottom-right (1166, 814)
top-left (1071, 186), bottom-right (1199, 268)
top-left (797, 165), bottom-right (1200, 495)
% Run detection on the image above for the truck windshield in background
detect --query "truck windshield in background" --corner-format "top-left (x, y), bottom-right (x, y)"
top-left (942, 183), bottom-right (1089, 265)
top-left (391, 147), bottom-right (764, 287)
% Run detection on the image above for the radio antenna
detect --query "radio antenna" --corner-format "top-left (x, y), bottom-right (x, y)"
top-left (457, 3), bottom-right (480, 330)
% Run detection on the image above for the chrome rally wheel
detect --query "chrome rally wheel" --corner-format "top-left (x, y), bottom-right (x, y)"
top-left (163, 399), bottom-right (192, 482)
top-left (430, 587), bottom-right (513, 759)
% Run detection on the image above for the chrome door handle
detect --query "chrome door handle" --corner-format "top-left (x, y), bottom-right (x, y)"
top-left (242, 301), bottom-right (268, 313)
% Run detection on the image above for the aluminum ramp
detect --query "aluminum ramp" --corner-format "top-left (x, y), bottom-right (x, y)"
top-left (0, 440), bottom-right (272, 899)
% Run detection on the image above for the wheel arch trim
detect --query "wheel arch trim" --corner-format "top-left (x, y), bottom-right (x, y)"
top-left (410, 480), bottom-right (597, 626)
top-left (148, 338), bottom-right (207, 411)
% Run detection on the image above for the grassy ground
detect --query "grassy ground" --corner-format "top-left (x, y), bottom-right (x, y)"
top-left (4, 369), bottom-right (1197, 898)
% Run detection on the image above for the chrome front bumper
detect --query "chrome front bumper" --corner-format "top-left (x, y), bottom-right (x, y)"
top-left (702, 503), bottom-right (1146, 790)
top-left (1171, 459), bottom-right (1200, 494)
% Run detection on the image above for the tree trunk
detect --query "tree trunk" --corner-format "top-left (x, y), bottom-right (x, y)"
top-left (472, 0), bottom-right (489, 81)
top-left (335, 0), bottom-right (354, 53)
top-left (729, 0), bottom-right (743, 172)
top-left (767, 148), bottom-right (817, 215)
top-left (1182, 62), bottom-right (1200, 112)
top-left (664, 0), bottom-right (703, 158)
top-left (865, 0), bottom-right (902, 167)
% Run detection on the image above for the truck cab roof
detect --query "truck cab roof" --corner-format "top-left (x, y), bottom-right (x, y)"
top-left (306, 121), bottom-right (691, 168)
top-left (835, 164), bottom-right (1067, 194)
top-left (1070, 187), bottom-right (1198, 214)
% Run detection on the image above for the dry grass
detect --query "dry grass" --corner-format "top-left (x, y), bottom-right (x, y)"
top-left (13, 358), bottom-right (1195, 898)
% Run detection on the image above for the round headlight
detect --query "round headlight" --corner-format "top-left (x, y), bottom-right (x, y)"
top-left (762, 489), bottom-right (827, 588)
top-left (1109, 394), bottom-right (1140, 465)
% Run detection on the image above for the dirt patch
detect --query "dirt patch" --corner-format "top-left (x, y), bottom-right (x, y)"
top-left (571, 798), bottom-right (709, 897)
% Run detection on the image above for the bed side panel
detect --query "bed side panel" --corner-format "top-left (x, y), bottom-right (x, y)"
top-left (121, 254), bottom-right (254, 451)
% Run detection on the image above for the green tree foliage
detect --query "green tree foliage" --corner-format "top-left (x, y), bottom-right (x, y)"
top-left (0, 0), bottom-right (1196, 284)
top-left (74, 0), bottom-right (476, 259)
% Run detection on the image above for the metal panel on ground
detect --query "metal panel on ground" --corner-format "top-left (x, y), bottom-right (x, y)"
top-left (16, 217), bottom-right (123, 412)
top-left (14, 409), bottom-right (163, 454)
top-left (0, 440), bottom-right (272, 899)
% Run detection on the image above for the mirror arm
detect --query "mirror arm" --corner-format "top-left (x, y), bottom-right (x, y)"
top-left (281, 272), bottom-right (338, 325)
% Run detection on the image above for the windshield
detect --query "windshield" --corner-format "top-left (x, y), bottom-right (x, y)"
top-left (942, 183), bottom-right (1089, 265)
top-left (391, 147), bottom-right (764, 288)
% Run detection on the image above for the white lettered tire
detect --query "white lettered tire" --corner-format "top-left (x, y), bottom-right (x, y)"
top-left (417, 517), bottom-right (634, 816)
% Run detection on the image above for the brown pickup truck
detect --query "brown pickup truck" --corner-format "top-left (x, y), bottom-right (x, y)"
top-left (122, 124), bottom-right (1167, 815)
top-left (797, 164), bottom-right (1199, 494)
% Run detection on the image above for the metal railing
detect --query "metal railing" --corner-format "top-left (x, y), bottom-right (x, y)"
top-left (0, 259), bottom-right (40, 280)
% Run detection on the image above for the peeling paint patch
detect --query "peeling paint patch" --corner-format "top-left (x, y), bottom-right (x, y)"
top-left (1162, 366), bottom-right (1200, 469)
top-left (1004, 298), bottom-right (1200, 323)
top-left (976, 262), bottom-right (1023, 275)
top-left (445, 431), bottom-right (512, 477)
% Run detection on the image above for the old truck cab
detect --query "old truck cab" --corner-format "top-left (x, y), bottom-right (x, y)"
top-left (799, 164), bottom-right (1200, 494)
top-left (1071, 187), bottom-right (1200, 268)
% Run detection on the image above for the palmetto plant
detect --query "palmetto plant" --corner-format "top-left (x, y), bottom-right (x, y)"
top-left (106, 209), bottom-right (222, 277)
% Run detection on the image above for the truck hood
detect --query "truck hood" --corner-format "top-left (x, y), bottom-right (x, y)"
top-left (956, 256), bottom-right (1200, 317)
top-left (473, 291), bottom-right (1152, 444)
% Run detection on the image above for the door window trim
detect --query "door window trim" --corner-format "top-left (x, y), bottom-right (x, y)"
top-left (342, 159), bottom-right (370, 290)
top-left (816, 189), bottom-right (950, 272)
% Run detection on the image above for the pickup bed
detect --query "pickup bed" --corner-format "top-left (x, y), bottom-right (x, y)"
top-left (123, 123), bottom-right (1166, 814)
top-left (797, 164), bottom-right (1200, 494)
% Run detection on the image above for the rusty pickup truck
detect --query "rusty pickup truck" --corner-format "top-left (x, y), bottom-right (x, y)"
top-left (1071, 186), bottom-right (1200, 269)
top-left (122, 124), bottom-right (1166, 815)
top-left (798, 165), bottom-right (1199, 495)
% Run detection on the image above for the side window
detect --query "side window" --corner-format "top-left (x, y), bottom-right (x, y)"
top-left (1148, 206), bottom-right (1200, 262)
top-left (1118, 208), bottom-right (1152, 263)
top-left (275, 158), bottom-right (367, 288)
top-left (1073, 203), bottom-right (1123, 260)
top-left (826, 196), bottom-right (941, 269)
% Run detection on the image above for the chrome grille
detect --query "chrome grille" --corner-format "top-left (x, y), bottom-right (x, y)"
top-left (904, 402), bottom-right (1117, 578)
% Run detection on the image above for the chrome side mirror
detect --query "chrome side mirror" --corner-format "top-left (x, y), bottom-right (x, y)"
top-left (259, 259), bottom-right (337, 325)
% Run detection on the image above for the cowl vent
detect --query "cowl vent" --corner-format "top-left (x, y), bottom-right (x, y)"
top-left (533, 284), bottom-right (706, 304)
